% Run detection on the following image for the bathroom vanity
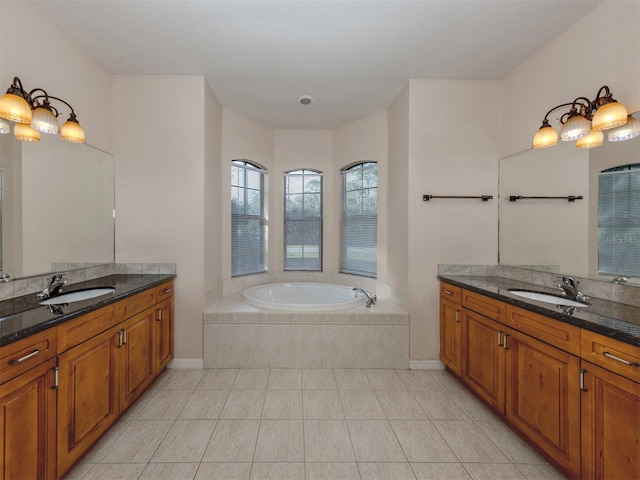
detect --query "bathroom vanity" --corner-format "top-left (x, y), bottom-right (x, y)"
top-left (439, 276), bottom-right (639, 480)
top-left (0, 274), bottom-right (175, 480)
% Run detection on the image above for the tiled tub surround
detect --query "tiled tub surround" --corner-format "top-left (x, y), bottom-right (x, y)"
top-left (204, 279), bottom-right (409, 369)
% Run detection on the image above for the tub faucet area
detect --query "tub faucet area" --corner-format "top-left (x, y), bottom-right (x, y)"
top-left (353, 287), bottom-right (377, 307)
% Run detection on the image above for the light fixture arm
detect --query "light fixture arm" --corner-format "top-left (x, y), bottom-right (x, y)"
top-left (32, 93), bottom-right (75, 118)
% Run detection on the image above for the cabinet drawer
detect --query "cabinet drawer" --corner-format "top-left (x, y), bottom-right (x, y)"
top-left (440, 283), bottom-right (461, 303)
top-left (117, 288), bottom-right (156, 320)
top-left (0, 328), bottom-right (57, 384)
top-left (505, 305), bottom-right (580, 356)
top-left (156, 281), bottom-right (174, 300)
top-left (581, 329), bottom-right (640, 382)
top-left (57, 305), bottom-right (117, 353)
top-left (462, 289), bottom-right (504, 321)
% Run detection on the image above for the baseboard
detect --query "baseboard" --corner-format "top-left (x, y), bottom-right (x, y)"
top-left (409, 360), bottom-right (445, 370)
top-left (168, 358), bottom-right (204, 369)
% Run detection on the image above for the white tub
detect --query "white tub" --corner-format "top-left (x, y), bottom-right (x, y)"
top-left (243, 282), bottom-right (364, 311)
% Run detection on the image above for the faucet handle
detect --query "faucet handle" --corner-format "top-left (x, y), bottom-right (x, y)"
top-left (559, 276), bottom-right (578, 288)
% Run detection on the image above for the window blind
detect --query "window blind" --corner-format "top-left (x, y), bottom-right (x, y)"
top-left (284, 169), bottom-right (322, 271)
top-left (231, 160), bottom-right (267, 277)
top-left (341, 162), bottom-right (378, 277)
top-left (598, 164), bottom-right (640, 277)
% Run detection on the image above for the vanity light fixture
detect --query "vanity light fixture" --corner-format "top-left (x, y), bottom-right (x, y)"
top-left (0, 76), bottom-right (85, 143)
top-left (532, 85), bottom-right (630, 149)
top-left (608, 114), bottom-right (640, 142)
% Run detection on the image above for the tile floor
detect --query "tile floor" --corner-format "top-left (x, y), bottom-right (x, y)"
top-left (65, 368), bottom-right (565, 480)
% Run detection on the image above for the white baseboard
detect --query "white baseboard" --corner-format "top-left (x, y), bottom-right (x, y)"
top-left (168, 358), bottom-right (204, 369)
top-left (409, 360), bottom-right (445, 370)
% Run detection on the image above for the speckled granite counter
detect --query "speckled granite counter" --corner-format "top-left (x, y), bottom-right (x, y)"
top-left (0, 274), bottom-right (176, 347)
top-left (438, 275), bottom-right (639, 346)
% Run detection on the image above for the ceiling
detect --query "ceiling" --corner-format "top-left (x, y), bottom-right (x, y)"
top-left (32, 0), bottom-right (602, 129)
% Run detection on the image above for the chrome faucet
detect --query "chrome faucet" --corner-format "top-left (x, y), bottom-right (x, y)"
top-left (353, 287), bottom-right (377, 307)
top-left (557, 276), bottom-right (590, 304)
top-left (36, 273), bottom-right (67, 300)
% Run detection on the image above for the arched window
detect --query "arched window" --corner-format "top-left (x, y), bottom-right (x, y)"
top-left (283, 169), bottom-right (322, 271)
top-left (341, 162), bottom-right (378, 277)
top-left (231, 160), bottom-right (267, 276)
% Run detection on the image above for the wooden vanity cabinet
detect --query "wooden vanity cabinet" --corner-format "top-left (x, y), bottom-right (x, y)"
top-left (439, 283), bottom-right (463, 376)
top-left (154, 281), bottom-right (174, 374)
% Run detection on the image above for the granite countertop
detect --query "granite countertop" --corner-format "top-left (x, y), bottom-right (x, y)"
top-left (0, 274), bottom-right (176, 347)
top-left (438, 275), bottom-right (639, 347)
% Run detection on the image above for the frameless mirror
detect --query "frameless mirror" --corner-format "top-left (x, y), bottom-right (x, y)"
top-left (498, 111), bottom-right (640, 285)
top-left (0, 134), bottom-right (114, 279)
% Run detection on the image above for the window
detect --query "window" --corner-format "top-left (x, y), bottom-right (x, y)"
top-left (231, 160), bottom-right (267, 276)
top-left (598, 163), bottom-right (640, 277)
top-left (341, 162), bottom-right (378, 277)
top-left (284, 169), bottom-right (322, 271)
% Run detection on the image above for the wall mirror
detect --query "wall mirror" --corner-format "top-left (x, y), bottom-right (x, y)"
top-left (0, 134), bottom-right (114, 279)
top-left (498, 111), bottom-right (640, 285)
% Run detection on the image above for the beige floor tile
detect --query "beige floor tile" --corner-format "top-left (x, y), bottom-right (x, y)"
top-left (305, 462), bottom-right (361, 480)
top-left (120, 388), bottom-right (156, 420)
top-left (220, 389), bottom-right (266, 419)
top-left (179, 389), bottom-right (229, 419)
top-left (358, 462), bottom-right (416, 480)
top-left (198, 369), bottom-right (239, 389)
top-left (475, 420), bottom-right (548, 463)
top-left (304, 390), bottom-right (344, 419)
top-left (262, 390), bottom-right (303, 419)
top-left (135, 389), bottom-right (192, 420)
top-left (95, 419), bottom-right (172, 463)
top-left (139, 462), bottom-right (199, 480)
top-left (376, 390), bottom-right (427, 419)
top-left (340, 390), bottom-right (386, 419)
top-left (233, 369), bottom-right (270, 389)
top-left (79, 419), bottom-right (131, 463)
top-left (304, 419), bottom-right (356, 462)
top-left (254, 419), bottom-right (304, 461)
top-left (162, 368), bottom-right (205, 389)
top-left (268, 368), bottom-right (302, 389)
top-left (250, 462), bottom-right (305, 480)
top-left (411, 463), bottom-right (471, 480)
top-left (396, 370), bottom-right (441, 390)
top-left (448, 390), bottom-right (501, 422)
top-left (195, 463), bottom-right (252, 480)
top-left (463, 463), bottom-right (526, 479)
top-left (433, 420), bottom-right (509, 463)
top-left (81, 463), bottom-right (145, 479)
top-left (303, 369), bottom-right (338, 389)
top-left (334, 369), bottom-right (372, 390)
top-left (515, 463), bottom-right (565, 479)
top-left (150, 419), bottom-right (216, 462)
top-left (64, 463), bottom-right (94, 479)
top-left (365, 369), bottom-right (407, 390)
top-left (412, 391), bottom-right (470, 420)
top-left (202, 419), bottom-right (260, 462)
top-left (427, 370), bottom-right (466, 391)
top-left (390, 420), bottom-right (457, 462)
top-left (347, 420), bottom-right (406, 462)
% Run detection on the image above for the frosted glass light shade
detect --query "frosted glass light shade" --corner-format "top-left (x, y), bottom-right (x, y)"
top-left (31, 106), bottom-right (59, 134)
top-left (576, 129), bottom-right (603, 149)
top-left (0, 92), bottom-right (32, 123)
top-left (591, 101), bottom-right (628, 130)
top-left (560, 114), bottom-right (591, 141)
top-left (61, 118), bottom-right (85, 143)
top-left (14, 122), bottom-right (41, 142)
top-left (532, 125), bottom-right (558, 149)
top-left (0, 117), bottom-right (10, 134)
top-left (608, 115), bottom-right (640, 142)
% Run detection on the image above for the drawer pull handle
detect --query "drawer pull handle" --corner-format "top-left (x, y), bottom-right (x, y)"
top-left (579, 369), bottom-right (588, 392)
top-left (161, 287), bottom-right (172, 294)
top-left (502, 333), bottom-right (509, 350)
top-left (455, 310), bottom-right (460, 323)
top-left (8, 349), bottom-right (40, 365)
top-left (443, 289), bottom-right (454, 296)
top-left (117, 330), bottom-right (124, 348)
top-left (497, 330), bottom-right (503, 346)
top-left (157, 308), bottom-right (162, 321)
top-left (603, 352), bottom-right (640, 367)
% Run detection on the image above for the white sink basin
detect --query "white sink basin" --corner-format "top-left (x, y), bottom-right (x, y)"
top-left (508, 290), bottom-right (589, 308)
top-left (39, 288), bottom-right (115, 305)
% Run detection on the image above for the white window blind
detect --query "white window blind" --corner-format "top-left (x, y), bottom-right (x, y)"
top-left (284, 169), bottom-right (322, 271)
top-left (341, 162), bottom-right (378, 277)
top-left (231, 160), bottom-right (267, 277)
top-left (598, 164), bottom-right (640, 277)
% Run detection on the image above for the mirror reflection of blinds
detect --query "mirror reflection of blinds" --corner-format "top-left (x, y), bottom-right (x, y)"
top-left (341, 162), bottom-right (378, 278)
top-left (598, 164), bottom-right (640, 277)
top-left (0, 168), bottom-right (2, 271)
top-left (231, 161), bottom-right (267, 277)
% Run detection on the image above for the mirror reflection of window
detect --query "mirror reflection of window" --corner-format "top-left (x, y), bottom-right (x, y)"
top-left (0, 167), bottom-right (2, 271)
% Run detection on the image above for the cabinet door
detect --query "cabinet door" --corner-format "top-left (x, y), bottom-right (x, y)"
top-left (461, 309), bottom-right (505, 413)
top-left (0, 357), bottom-right (57, 480)
top-left (581, 360), bottom-right (640, 480)
top-left (154, 296), bottom-right (174, 374)
top-left (440, 296), bottom-right (462, 376)
top-left (119, 308), bottom-right (156, 410)
top-left (57, 325), bottom-right (120, 477)
top-left (505, 328), bottom-right (581, 478)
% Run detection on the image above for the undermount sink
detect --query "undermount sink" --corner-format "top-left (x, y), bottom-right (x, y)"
top-left (507, 289), bottom-right (589, 308)
top-left (39, 288), bottom-right (115, 305)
